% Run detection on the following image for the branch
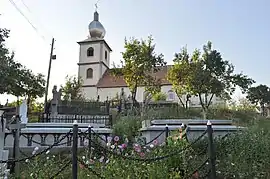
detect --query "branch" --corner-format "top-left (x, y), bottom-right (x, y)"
top-left (198, 93), bottom-right (206, 111)
top-left (175, 89), bottom-right (186, 108)
top-left (206, 93), bottom-right (215, 108)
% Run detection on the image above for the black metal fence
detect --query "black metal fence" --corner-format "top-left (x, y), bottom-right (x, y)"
top-left (57, 100), bottom-right (110, 115)
top-left (40, 114), bottom-right (113, 127)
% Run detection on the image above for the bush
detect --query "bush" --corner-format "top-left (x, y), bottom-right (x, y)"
top-left (113, 116), bottom-right (142, 142)
top-left (215, 125), bottom-right (270, 178)
top-left (152, 92), bottom-right (167, 101)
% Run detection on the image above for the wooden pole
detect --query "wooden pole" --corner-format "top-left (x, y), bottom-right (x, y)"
top-left (44, 38), bottom-right (55, 112)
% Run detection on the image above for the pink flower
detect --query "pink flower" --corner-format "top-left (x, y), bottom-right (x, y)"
top-left (153, 139), bottom-right (158, 145)
top-left (139, 152), bottom-right (145, 158)
top-left (79, 163), bottom-right (85, 169)
top-left (114, 136), bottom-right (120, 142)
top-left (134, 144), bottom-right (141, 153)
top-left (121, 143), bottom-right (127, 149)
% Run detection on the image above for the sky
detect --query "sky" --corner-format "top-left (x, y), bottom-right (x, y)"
top-left (1, 0), bottom-right (270, 104)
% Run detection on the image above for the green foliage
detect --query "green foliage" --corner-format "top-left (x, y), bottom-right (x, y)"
top-left (20, 134), bottom-right (205, 179)
top-left (152, 92), bottom-right (167, 101)
top-left (61, 75), bottom-right (84, 101)
top-left (113, 116), bottom-right (142, 142)
top-left (215, 127), bottom-right (270, 178)
top-left (168, 42), bottom-right (254, 118)
top-left (112, 36), bottom-right (166, 104)
top-left (0, 27), bottom-right (46, 98)
top-left (246, 84), bottom-right (270, 115)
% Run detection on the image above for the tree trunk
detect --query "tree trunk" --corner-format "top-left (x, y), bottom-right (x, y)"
top-left (260, 103), bottom-right (265, 116)
top-left (198, 93), bottom-right (207, 120)
top-left (175, 91), bottom-right (186, 108)
top-left (27, 96), bottom-right (31, 112)
top-left (185, 94), bottom-right (191, 109)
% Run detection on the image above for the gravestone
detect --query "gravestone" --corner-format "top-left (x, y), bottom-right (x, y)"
top-left (19, 100), bottom-right (28, 124)
top-left (51, 85), bottom-right (62, 115)
top-left (0, 110), bottom-right (9, 178)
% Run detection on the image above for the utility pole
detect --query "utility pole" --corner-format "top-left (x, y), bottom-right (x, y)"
top-left (44, 38), bottom-right (56, 113)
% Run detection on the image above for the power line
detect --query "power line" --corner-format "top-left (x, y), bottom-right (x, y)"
top-left (8, 0), bottom-right (46, 41)
top-left (20, 0), bottom-right (31, 13)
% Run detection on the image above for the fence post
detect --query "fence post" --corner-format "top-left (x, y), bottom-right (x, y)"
top-left (72, 120), bottom-right (78, 179)
top-left (207, 120), bottom-right (217, 179)
top-left (12, 115), bottom-right (21, 178)
top-left (109, 115), bottom-right (113, 128)
top-left (165, 124), bottom-right (169, 145)
top-left (88, 125), bottom-right (92, 158)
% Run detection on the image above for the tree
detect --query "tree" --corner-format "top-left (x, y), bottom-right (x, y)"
top-left (246, 84), bottom-right (270, 115)
top-left (61, 75), bottom-right (84, 101)
top-left (21, 69), bottom-right (46, 106)
top-left (112, 36), bottom-right (166, 105)
top-left (168, 42), bottom-right (255, 119)
top-left (167, 47), bottom-right (191, 108)
top-left (0, 28), bottom-right (21, 94)
top-left (0, 27), bottom-right (46, 101)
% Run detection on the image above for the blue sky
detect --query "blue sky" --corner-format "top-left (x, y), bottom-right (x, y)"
top-left (1, 0), bottom-right (270, 104)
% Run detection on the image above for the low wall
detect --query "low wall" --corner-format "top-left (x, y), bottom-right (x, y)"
top-left (4, 123), bottom-right (112, 156)
top-left (140, 120), bottom-right (245, 145)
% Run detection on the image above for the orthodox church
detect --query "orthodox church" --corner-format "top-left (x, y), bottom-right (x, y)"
top-left (77, 9), bottom-right (224, 107)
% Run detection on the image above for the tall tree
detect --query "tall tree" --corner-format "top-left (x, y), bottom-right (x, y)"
top-left (167, 47), bottom-right (191, 108)
top-left (0, 27), bottom-right (46, 101)
top-left (0, 28), bottom-right (20, 94)
top-left (246, 84), bottom-right (270, 115)
top-left (112, 36), bottom-right (166, 105)
top-left (168, 42), bottom-right (255, 119)
top-left (21, 69), bottom-right (46, 106)
top-left (61, 75), bottom-right (84, 101)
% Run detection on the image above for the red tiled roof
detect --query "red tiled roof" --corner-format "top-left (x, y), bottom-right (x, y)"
top-left (96, 65), bottom-right (172, 88)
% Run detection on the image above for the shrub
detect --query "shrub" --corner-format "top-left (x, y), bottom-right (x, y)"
top-left (113, 116), bottom-right (142, 142)
top-left (152, 92), bottom-right (167, 102)
top-left (215, 126), bottom-right (270, 178)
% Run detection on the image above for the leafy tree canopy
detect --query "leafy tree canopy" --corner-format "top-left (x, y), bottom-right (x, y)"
top-left (0, 27), bottom-right (46, 100)
top-left (168, 41), bottom-right (255, 116)
top-left (246, 84), bottom-right (270, 115)
top-left (247, 85), bottom-right (270, 105)
top-left (112, 35), bottom-right (166, 104)
top-left (61, 75), bottom-right (84, 101)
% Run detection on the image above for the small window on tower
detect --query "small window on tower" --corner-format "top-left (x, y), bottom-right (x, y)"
top-left (168, 90), bottom-right (175, 101)
top-left (86, 68), bottom-right (93, 78)
top-left (105, 51), bottom-right (108, 60)
top-left (87, 47), bottom-right (94, 57)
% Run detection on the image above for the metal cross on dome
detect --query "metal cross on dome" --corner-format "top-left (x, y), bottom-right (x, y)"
top-left (95, 0), bottom-right (100, 11)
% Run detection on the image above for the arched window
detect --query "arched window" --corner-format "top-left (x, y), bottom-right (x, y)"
top-left (86, 68), bottom-right (93, 78)
top-left (87, 47), bottom-right (94, 57)
top-left (168, 90), bottom-right (175, 101)
top-left (105, 51), bottom-right (108, 60)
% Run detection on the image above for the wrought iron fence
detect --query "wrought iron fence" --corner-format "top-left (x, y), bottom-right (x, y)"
top-left (57, 100), bottom-right (110, 115)
top-left (40, 114), bottom-right (113, 127)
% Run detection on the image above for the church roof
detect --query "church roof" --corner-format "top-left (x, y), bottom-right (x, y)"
top-left (96, 65), bottom-right (172, 88)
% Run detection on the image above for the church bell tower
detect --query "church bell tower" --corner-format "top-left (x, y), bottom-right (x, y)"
top-left (77, 7), bottom-right (112, 99)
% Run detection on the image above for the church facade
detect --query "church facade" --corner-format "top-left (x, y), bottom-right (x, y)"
top-left (77, 10), bottom-right (225, 107)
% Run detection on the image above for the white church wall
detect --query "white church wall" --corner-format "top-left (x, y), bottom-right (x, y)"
top-left (79, 64), bottom-right (100, 85)
top-left (79, 43), bottom-right (101, 63)
top-left (83, 85), bottom-right (225, 107)
top-left (97, 87), bottom-right (145, 102)
top-left (81, 86), bottom-right (98, 100)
